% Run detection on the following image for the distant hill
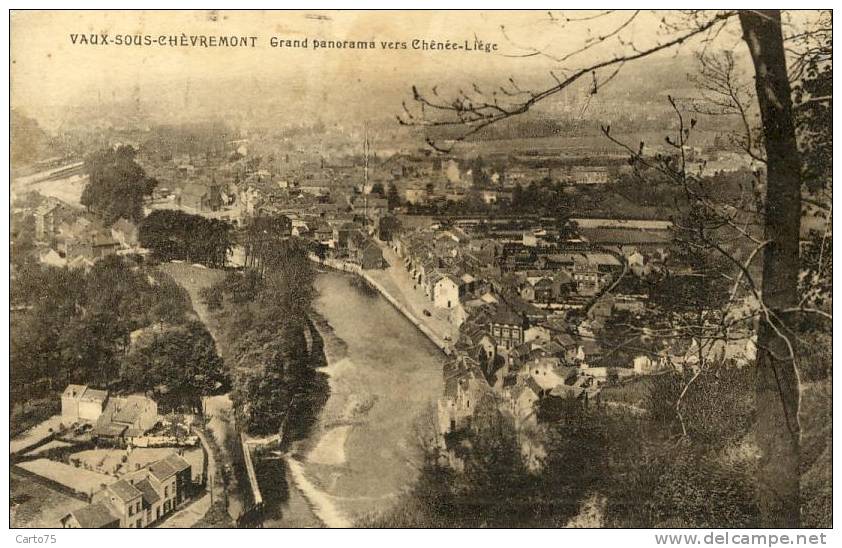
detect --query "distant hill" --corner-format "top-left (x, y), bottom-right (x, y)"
top-left (11, 109), bottom-right (51, 167)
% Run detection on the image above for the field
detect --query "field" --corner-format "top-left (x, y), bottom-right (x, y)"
top-left (18, 458), bottom-right (117, 496)
top-left (158, 262), bottom-right (227, 327)
top-left (10, 415), bottom-right (64, 454)
top-left (10, 472), bottom-right (89, 528)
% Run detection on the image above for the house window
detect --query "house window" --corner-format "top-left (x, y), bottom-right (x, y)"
top-left (164, 486), bottom-right (169, 497)
top-left (137, 502), bottom-right (141, 513)
top-left (136, 519), bottom-right (142, 528)
top-left (157, 508), bottom-right (161, 520)
top-left (129, 506), bottom-right (134, 516)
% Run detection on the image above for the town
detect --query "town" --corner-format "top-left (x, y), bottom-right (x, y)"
top-left (9, 8), bottom-right (831, 532)
top-left (11, 121), bottom-right (767, 527)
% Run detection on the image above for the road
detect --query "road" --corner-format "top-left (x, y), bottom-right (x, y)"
top-left (366, 242), bottom-right (459, 343)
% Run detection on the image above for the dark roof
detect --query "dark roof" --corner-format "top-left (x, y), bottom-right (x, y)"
top-left (556, 333), bottom-right (577, 347)
top-left (511, 342), bottom-right (533, 357)
top-left (578, 227), bottom-right (673, 246)
top-left (134, 479), bottom-right (161, 507)
top-left (492, 305), bottom-right (522, 326)
top-left (66, 502), bottom-right (120, 528)
top-left (525, 377), bottom-right (544, 396)
top-left (534, 277), bottom-right (554, 288)
top-left (148, 459), bottom-right (178, 482)
top-left (80, 388), bottom-right (108, 403)
top-left (540, 340), bottom-right (565, 355)
top-left (581, 340), bottom-right (603, 355)
top-left (107, 479), bottom-right (142, 503)
top-left (162, 453), bottom-right (191, 473)
top-left (95, 423), bottom-right (128, 438)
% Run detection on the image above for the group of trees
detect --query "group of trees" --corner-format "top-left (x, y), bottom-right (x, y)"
top-left (240, 215), bottom-right (293, 275)
top-left (510, 180), bottom-right (574, 217)
top-left (81, 145), bottom-right (157, 225)
top-left (121, 321), bottom-right (226, 412)
top-left (365, 377), bottom-right (752, 527)
top-left (11, 256), bottom-right (225, 414)
top-left (139, 209), bottom-right (233, 267)
top-left (199, 238), bottom-right (328, 441)
top-left (11, 110), bottom-right (54, 168)
top-left (367, 364), bottom-right (814, 527)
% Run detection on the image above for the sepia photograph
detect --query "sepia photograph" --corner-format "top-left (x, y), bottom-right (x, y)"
top-left (7, 6), bottom-right (834, 535)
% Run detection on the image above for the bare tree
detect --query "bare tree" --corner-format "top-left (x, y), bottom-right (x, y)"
top-left (738, 10), bottom-right (803, 528)
top-left (401, 9), bottom-right (828, 527)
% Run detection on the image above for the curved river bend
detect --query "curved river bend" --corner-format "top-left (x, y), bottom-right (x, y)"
top-left (287, 271), bottom-right (444, 526)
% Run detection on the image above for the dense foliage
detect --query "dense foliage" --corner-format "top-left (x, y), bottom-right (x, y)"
top-left (240, 215), bottom-right (293, 274)
top-left (10, 255), bottom-right (224, 414)
top-left (199, 238), bottom-right (328, 440)
top-left (363, 367), bottom-right (764, 528)
top-left (122, 321), bottom-right (227, 412)
top-left (81, 145), bottom-right (157, 224)
top-left (139, 209), bottom-right (233, 267)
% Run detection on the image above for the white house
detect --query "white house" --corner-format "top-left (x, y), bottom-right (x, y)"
top-left (433, 274), bottom-right (462, 309)
top-left (62, 384), bottom-right (109, 424)
top-left (507, 377), bottom-right (543, 422)
top-left (527, 357), bottom-right (568, 391)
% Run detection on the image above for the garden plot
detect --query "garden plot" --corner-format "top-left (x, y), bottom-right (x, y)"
top-left (18, 459), bottom-right (117, 496)
top-left (10, 415), bottom-right (64, 454)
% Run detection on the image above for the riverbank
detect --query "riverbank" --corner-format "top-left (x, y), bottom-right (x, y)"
top-left (308, 253), bottom-right (454, 355)
top-left (281, 271), bottom-right (444, 527)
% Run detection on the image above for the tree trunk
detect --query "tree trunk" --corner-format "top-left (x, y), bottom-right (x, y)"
top-left (739, 10), bottom-right (802, 527)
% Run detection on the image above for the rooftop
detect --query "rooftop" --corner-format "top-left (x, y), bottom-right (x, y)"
top-left (65, 502), bottom-right (119, 529)
top-left (108, 479), bottom-right (142, 503)
top-left (134, 479), bottom-right (161, 507)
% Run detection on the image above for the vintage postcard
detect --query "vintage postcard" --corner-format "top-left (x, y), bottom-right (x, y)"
top-left (9, 9), bottom-right (832, 533)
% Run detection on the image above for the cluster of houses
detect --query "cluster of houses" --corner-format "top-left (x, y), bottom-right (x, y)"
top-left (378, 213), bottom-right (761, 470)
top-left (61, 384), bottom-right (159, 443)
top-left (58, 384), bottom-right (199, 528)
top-left (25, 196), bottom-right (143, 270)
top-left (389, 219), bottom-right (658, 330)
top-left (61, 452), bottom-right (193, 528)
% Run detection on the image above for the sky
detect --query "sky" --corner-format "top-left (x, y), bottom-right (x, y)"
top-left (10, 10), bottom-right (816, 131)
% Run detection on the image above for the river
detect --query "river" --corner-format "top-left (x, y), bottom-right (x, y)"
top-left (285, 271), bottom-right (445, 526)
